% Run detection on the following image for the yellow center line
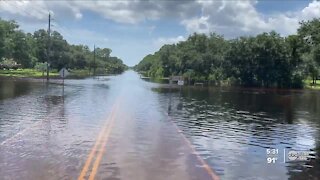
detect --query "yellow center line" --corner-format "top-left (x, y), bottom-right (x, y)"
top-left (78, 98), bottom-right (121, 180)
top-left (88, 106), bottom-right (118, 180)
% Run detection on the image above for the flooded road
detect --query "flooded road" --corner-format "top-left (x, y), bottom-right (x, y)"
top-left (0, 71), bottom-right (320, 180)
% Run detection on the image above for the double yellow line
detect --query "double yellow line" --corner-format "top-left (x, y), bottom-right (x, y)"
top-left (78, 98), bottom-right (121, 180)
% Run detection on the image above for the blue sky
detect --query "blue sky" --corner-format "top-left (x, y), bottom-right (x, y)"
top-left (0, 0), bottom-right (319, 66)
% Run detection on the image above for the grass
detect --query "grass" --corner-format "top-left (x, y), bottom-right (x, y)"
top-left (1, 69), bottom-right (319, 91)
top-left (0, 68), bottom-right (94, 79)
top-left (0, 69), bottom-right (59, 78)
top-left (304, 79), bottom-right (320, 90)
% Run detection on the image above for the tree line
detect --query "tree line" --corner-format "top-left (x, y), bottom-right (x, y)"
top-left (0, 18), bottom-right (127, 74)
top-left (135, 18), bottom-right (320, 88)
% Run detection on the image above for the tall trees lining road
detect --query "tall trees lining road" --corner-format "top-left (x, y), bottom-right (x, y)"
top-left (298, 19), bottom-right (320, 85)
top-left (0, 18), bottom-right (127, 74)
top-left (135, 18), bottom-right (320, 88)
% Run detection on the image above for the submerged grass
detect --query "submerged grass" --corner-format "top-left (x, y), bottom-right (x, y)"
top-left (0, 69), bottom-right (95, 79)
top-left (1, 69), bottom-right (320, 91)
top-left (0, 69), bottom-right (58, 78)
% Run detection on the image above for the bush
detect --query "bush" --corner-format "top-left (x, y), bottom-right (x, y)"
top-left (34, 62), bottom-right (48, 72)
top-left (0, 58), bottom-right (21, 70)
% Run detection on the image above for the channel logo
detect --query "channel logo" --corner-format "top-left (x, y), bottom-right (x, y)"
top-left (287, 150), bottom-right (315, 161)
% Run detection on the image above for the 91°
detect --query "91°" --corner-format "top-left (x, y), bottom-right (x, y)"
top-left (267, 157), bottom-right (278, 164)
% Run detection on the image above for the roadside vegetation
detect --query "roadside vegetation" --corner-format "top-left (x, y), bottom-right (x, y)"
top-left (0, 18), bottom-right (127, 78)
top-left (135, 18), bottom-right (320, 89)
top-left (0, 68), bottom-right (95, 79)
top-left (305, 79), bottom-right (320, 90)
top-left (0, 69), bottom-right (58, 78)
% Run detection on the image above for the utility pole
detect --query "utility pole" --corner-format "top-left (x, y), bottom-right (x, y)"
top-left (93, 44), bottom-right (96, 76)
top-left (47, 13), bottom-right (51, 81)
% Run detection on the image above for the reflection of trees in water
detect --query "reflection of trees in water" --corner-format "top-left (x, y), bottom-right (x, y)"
top-left (165, 87), bottom-right (320, 131)
top-left (181, 87), bottom-right (319, 125)
top-left (299, 92), bottom-right (320, 122)
top-left (159, 86), bottom-right (320, 179)
top-left (172, 88), bottom-right (283, 143)
top-left (0, 81), bottom-right (33, 100)
top-left (42, 85), bottom-right (68, 133)
top-left (44, 95), bottom-right (63, 106)
top-left (288, 91), bottom-right (320, 179)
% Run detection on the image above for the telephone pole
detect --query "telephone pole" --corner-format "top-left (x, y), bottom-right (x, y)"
top-left (47, 13), bottom-right (51, 81)
top-left (93, 44), bottom-right (96, 76)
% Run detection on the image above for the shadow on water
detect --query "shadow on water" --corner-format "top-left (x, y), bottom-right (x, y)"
top-left (0, 80), bottom-right (36, 100)
top-left (153, 85), bottom-right (320, 179)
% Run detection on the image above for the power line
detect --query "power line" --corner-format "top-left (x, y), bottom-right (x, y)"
top-left (2, 1), bottom-right (46, 20)
top-left (93, 44), bottom-right (96, 76)
top-left (47, 12), bottom-right (52, 81)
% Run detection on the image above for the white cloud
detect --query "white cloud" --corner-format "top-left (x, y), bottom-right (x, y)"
top-left (265, 14), bottom-right (299, 35)
top-left (182, 0), bottom-right (268, 37)
top-left (71, 0), bottom-right (200, 23)
top-left (0, 1), bottom-right (85, 23)
top-left (0, 0), bottom-right (199, 24)
top-left (182, 16), bottom-right (210, 34)
top-left (182, 0), bottom-right (320, 38)
top-left (153, 36), bottom-right (186, 48)
top-left (301, 0), bottom-right (320, 20)
top-left (1, 0), bottom-right (320, 65)
top-left (0, 1), bottom-right (48, 21)
top-left (1, 0), bottom-right (320, 38)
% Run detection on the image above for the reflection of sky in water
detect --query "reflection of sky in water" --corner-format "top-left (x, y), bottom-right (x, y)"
top-left (154, 86), bottom-right (320, 179)
top-left (0, 77), bottom-right (120, 179)
top-left (0, 78), bottom-right (113, 143)
top-left (293, 122), bottom-right (316, 150)
top-left (0, 75), bottom-right (319, 179)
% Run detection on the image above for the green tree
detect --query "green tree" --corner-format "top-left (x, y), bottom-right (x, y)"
top-left (33, 29), bottom-right (49, 64)
top-left (0, 18), bottom-right (127, 74)
top-left (0, 21), bottom-right (5, 59)
top-left (298, 18), bottom-right (320, 84)
top-left (11, 30), bottom-right (32, 67)
top-left (0, 19), bottom-right (19, 59)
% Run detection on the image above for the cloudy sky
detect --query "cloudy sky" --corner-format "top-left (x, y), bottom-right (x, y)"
top-left (0, 0), bottom-right (319, 66)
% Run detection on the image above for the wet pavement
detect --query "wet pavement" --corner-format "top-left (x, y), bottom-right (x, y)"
top-left (0, 71), bottom-right (218, 180)
top-left (0, 71), bottom-right (320, 180)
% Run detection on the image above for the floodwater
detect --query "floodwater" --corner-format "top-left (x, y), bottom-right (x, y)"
top-left (0, 71), bottom-right (319, 180)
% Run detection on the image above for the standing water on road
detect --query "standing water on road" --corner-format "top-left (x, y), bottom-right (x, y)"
top-left (0, 71), bottom-right (320, 180)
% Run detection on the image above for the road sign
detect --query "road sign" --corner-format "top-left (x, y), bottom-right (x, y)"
top-left (59, 68), bottom-right (69, 78)
top-left (178, 80), bottom-right (184, 86)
